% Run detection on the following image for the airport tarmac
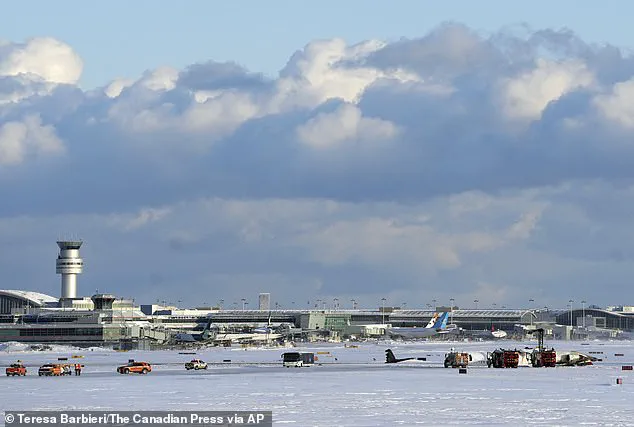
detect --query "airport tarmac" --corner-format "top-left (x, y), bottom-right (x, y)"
top-left (2, 340), bottom-right (634, 426)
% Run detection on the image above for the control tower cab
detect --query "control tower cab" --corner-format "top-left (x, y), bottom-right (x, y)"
top-left (56, 241), bottom-right (84, 299)
top-left (91, 294), bottom-right (116, 311)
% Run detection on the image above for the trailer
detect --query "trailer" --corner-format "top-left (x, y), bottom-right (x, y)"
top-left (282, 352), bottom-right (314, 367)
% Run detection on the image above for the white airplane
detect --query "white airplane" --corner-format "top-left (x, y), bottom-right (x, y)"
top-left (387, 312), bottom-right (451, 339)
top-left (213, 332), bottom-right (282, 343)
top-left (465, 326), bottom-right (508, 339)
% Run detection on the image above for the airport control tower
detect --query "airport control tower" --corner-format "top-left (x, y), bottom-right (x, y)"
top-left (56, 240), bottom-right (84, 299)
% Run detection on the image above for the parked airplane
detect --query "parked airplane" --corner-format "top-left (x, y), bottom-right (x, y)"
top-left (173, 320), bottom-right (217, 343)
top-left (465, 325), bottom-right (508, 340)
top-left (213, 331), bottom-right (283, 343)
top-left (251, 312), bottom-right (282, 335)
top-left (387, 312), bottom-right (451, 339)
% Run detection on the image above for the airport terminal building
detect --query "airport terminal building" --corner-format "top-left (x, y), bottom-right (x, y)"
top-left (0, 240), bottom-right (633, 347)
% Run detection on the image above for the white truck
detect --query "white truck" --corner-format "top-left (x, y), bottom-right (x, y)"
top-left (185, 359), bottom-right (208, 370)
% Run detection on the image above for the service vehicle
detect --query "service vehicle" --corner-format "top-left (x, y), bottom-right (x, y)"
top-left (487, 349), bottom-right (520, 368)
top-left (117, 361), bottom-right (152, 374)
top-left (6, 363), bottom-right (27, 376)
top-left (185, 359), bottom-right (208, 370)
top-left (282, 352), bottom-right (314, 367)
top-left (530, 328), bottom-right (557, 367)
top-left (444, 352), bottom-right (470, 368)
top-left (38, 364), bottom-right (67, 376)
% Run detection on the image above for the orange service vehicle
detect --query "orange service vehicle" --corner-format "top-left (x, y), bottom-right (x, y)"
top-left (117, 361), bottom-right (152, 375)
top-left (6, 363), bottom-right (27, 376)
top-left (38, 364), bottom-right (65, 376)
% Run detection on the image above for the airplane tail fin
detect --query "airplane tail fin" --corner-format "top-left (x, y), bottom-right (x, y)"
top-left (425, 313), bottom-right (440, 328)
top-left (385, 349), bottom-right (397, 363)
top-left (201, 320), bottom-right (214, 340)
top-left (434, 312), bottom-right (449, 329)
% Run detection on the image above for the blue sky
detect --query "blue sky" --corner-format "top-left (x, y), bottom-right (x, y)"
top-left (2, 0), bottom-right (633, 88)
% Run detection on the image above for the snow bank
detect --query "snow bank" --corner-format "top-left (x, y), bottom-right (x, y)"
top-left (0, 341), bottom-right (113, 353)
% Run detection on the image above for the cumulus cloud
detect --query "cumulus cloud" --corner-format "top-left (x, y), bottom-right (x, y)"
top-left (0, 115), bottom-right (64, 165)
top-left (296, 103), bottom-right (398, 149)
top-left (594, 78), bottom-right (634, 128)
top-left (0, 38), bottom-right (82, 104)
top-left (2, 24), bottom-right (634, 307)
top-left (502, 59), bottom-right (594, 120)
top-left (0, 37), bottom-right (82, 84)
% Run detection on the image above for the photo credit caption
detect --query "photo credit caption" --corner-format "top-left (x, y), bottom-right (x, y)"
top-left (4, 411), bottom-right (272, 427)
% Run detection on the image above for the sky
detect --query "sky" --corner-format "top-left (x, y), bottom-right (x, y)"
top-left (2, 2), bottom-right (634, 310)
top-left (2, 1), bottom-right (634, 89)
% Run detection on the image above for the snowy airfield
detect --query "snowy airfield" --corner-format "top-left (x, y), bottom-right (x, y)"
top-left (2, 340), bottom-right (634, 426)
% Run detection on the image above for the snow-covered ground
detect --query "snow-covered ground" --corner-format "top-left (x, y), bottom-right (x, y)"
top-left (2, 340), bottom-right (634, 426)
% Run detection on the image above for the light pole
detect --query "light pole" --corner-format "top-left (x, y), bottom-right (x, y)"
top-left (581, 300), bottom-right (586, 328)
top-left (529, 299), bottom-right (534, 325)
top-left (474, 299), bottom-right (479, 310)
top-left (450, 298), bottom-right (455, 325)
top-left (381, 298), bottom-right (387, 325)
top-left (568, 299), bottom-right (574, 327)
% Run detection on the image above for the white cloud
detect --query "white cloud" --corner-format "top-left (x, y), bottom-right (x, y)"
top-left (296, 103), bottom-right (399, 149)
top-left (104, 78), bottom-right (134, 98)
top-left (107, 207), bottom-right (172, 231)
top-left (137, 67), bottom-right (179, 92)
top-left (287, 202), bottom-right (541, 274)
top-left (594, 78), bottom-right (634, 128)
top-left (0, 38), bottom-right (82, 104)
top-left (501, 58), bottom-right (594, 120)
top-left (0, 37), bottom-right (82, 84)
top-left (273, 39), bottom-right (420, 111)
top-left (506, 208), bottom-right (543, 240)
top-left (0, 115), bottom-right (64, 165)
